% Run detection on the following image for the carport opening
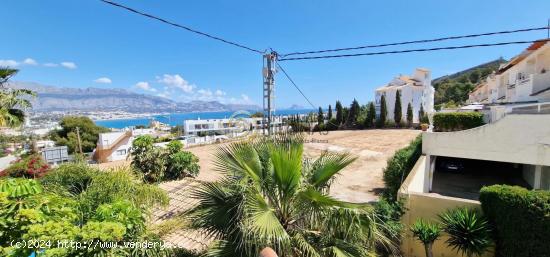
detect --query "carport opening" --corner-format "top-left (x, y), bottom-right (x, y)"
top-left (431, 156), bottom-right (531, 200)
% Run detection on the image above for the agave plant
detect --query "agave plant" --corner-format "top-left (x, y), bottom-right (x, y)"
top-left (410, 219), bottom-right (441, 257)
top-left (439, 208), bottom-right (492, 257)
top-left (187, 134), bottom-right (398, 257)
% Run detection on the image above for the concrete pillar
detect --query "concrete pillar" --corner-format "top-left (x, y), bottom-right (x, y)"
top-left (534, 165), bottom-right (542, 189)
top-left (423, 155), bottom-right (436, 193)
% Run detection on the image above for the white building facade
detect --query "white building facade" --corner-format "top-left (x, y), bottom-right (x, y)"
top-left (375, 68), bottom-right (434, 123)
top-left (468, 40), bottom-right (550, 104)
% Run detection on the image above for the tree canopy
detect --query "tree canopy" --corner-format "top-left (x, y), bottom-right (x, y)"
top-left (50, 116), bottom-right (110, 153)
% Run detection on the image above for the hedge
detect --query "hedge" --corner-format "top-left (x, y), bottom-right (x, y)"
top-left (479, 185), bottom-right (550, 257)
top-left (433, 112), bottom-right (484, 132)
top-left (382, 135), bottom-right (422, 200)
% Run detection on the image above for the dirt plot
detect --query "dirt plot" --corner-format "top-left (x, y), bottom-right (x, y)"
top-left (302, 129), bottom-right (420, 202)
top-left (97, 129), bottom-right (420, 203)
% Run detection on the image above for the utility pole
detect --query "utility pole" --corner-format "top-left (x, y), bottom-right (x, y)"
top-left (75, 127), bottom-right (83, 154)
top-left (263, 51), bottom-right (277, 136)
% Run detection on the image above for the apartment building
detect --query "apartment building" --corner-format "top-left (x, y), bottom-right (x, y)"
top-left (468, 40), bottom-right (550, 104)
top-left (375, 68), bottom-right (435, 123)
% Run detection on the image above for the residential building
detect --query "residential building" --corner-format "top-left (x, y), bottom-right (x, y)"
top-left (183, 116), bottom-right (286, 136)
top-left (375, 68), bottom-right (435, 123)
top-left (468, 40), bottom-right (550, 104)
top-left (93, 131), bottom-right (133, 163)
top-left (398, 103), bottom-right (550, 257)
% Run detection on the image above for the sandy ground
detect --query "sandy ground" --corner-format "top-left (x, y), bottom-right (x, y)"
top-left (302, 129), bottom-right (420, 202)
top-left (96, 129), bottom-right (420, 203)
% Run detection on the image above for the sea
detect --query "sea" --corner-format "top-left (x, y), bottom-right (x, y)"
top-left (94, 109), bottom-right (314, 129)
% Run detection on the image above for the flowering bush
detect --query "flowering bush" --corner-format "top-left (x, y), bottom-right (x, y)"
top-left (0, 154), bottom-right (50, 178)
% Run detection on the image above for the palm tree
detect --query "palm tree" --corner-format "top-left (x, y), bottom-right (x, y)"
top-left (439, 208), bottom-right (492, 257)
top-left (187, 134), bottom-right (398, 257)
top-left (410, 219), bottom-right (441, 257)
top-left (0, 68), bottom-right (36, 128)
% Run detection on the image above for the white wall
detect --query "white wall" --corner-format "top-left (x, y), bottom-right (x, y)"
top-left (423, 114), bottom-right (550, 166)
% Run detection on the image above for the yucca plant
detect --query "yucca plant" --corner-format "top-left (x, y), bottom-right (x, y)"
top-left (439, 208), bottom-right (492, 257)
top-left (187, 133), bottom-right (398, 257)
top-left (410, 219), bottom-right (441, 257)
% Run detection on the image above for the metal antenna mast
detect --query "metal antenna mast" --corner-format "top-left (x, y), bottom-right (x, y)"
top-left (263, 51), bottom-right (277, 135)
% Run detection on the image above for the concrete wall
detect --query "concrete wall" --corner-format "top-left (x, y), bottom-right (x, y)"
top-left (399, 192), bottom-right (493, 257)
top-left (422, 114), bottom-right (550, 166)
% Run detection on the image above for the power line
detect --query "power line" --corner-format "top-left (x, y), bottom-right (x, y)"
top-left (278, 40), bottom-right (549, 61)
top-left (100, 0), bottom-right (263, 54)
top-left (280, 26), bottom-right (550, 57)
top-left (276, 63), bottom-right (316, 109)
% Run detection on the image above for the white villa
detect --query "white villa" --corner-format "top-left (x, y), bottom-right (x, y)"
top-left (375, 68), bottom-right (435, 123)
top-left (92, 128), bottom-right (155, 163)
top-left (183, 116), bottom-right (286, 136)
top-left (468, 40), bottom-right (550, 104)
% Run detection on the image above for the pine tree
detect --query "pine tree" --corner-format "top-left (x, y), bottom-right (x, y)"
top-left (317, 107), bottom-right (324, 127)
top-left (379, 95), bottom-right (388, 127)
top-left (335, 101), bottom-right (343, 125)
top-left (328, 104), bottom-right (333, 120)
top-left (394, 90), bottom-right (402, 125)
top-left (406, 103), bottom-right (413, 127)
top-left (365, 101), bottom-right (376, 128)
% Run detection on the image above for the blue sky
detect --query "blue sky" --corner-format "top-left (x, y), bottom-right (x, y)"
top-left (2, 0), bottom-right (550, 109)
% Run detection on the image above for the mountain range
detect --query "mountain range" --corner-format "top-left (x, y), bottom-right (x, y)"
top-left (9, 81), bottom-right (261, 113)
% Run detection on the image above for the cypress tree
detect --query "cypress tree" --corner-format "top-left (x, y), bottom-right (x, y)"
top-left (394, 90), bottom-right (402, 125)
top-left (419, 103), bottom-right (425, 123)
top-left (379, 94), bottom-right (388, 127)
top-left (365, 101), bottom-right (376, 128)
top-left (328, 104), bottom-right (333, 120)
top-left (335, 101), bottom-right (343, 125)
top-left (348, 99), bottom-right (360, 126)
top-left (317, 107), bottom-right (324, 127)
top-left (406, 103), bottom-right (413, 127)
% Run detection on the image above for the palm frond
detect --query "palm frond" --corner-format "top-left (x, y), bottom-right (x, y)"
top-left (308, 151), bottom-right (357, 189)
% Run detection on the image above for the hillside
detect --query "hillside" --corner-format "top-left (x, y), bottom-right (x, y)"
top-left (9, 81), bottom-right (260, 113)
top-left (432, 58), bottom-right (506, 108)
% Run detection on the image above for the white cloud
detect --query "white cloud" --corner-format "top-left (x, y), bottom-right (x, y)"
top-left (0, 59), bottom-right (19, 67)
top-left (241, 94), bottom-right (250, 102)
top-left (135, 81), bottom-right (156, 92)
top-left (198, 89), bottom-right (213, 97)
top-left (22, 58), bottom-right (38, 65)
top-left (43, 63), bottom-right (58, 67)
top-left (60, 62), bottom-right (77, 69)
top-left (94, 77), bottom-right (112, 84)
top-left (215, 89), bottom-right (226, 96)
top-left (157, 74), bottom-right (194, 93)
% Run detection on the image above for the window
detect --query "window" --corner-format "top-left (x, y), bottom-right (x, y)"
top-left (517, 72), bottom-right (526, 81)
top-left (194, 124), bottom-right (202, 130)
top-left (116, 149), bottom-right (127, 156)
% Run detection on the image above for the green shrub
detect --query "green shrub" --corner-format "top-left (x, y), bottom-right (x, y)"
top-left (479, 185), bottom-right (550, 257)
top-left (1, 154), bottom-right (50, 178)
top-left (382, 135), bottom-right (422, 200)
top-left (433, 112), bottom-right (484, 132)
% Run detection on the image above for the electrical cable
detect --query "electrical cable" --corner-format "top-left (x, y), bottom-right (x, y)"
top-left (100, 0), bottom-right (264, 54)
top-left (280, 26), bottom-right (550, 57)
top-left (278, 40), bottom-right (549, 61)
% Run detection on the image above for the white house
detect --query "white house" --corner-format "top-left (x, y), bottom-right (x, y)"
top-left (375, 68), bottom-right (435, 123)
top-left (468, 40), bottom-right (550, 105)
